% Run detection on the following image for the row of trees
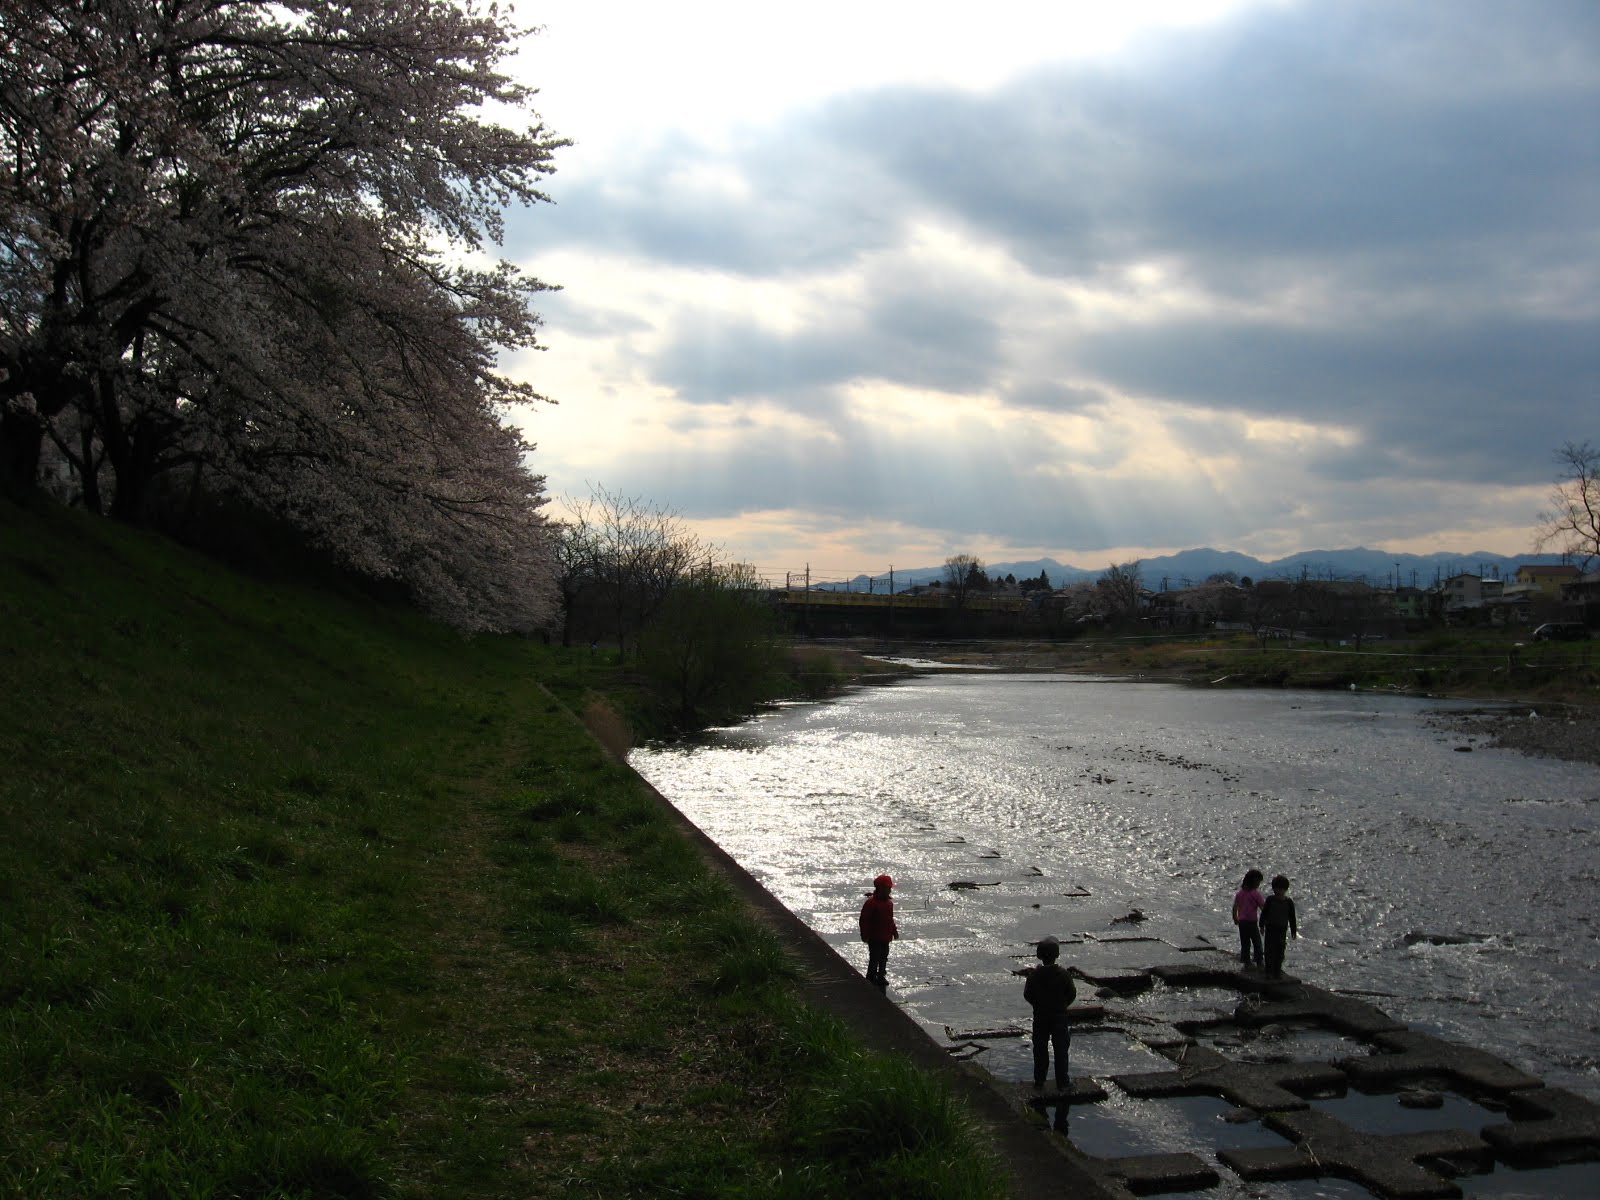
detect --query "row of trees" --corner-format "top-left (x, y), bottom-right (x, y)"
top-left (556, 487), bottom-right (783, 725)
top-left (942, 553), bottom-right (1146, 621)
top-left (2, 1), bottom-right (566, 631)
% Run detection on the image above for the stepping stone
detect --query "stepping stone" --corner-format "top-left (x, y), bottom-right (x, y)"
top-left (1150, 961), bottom-right (1250, 990)
top-left (1087, 932), bottom-right (1162, 944)
top-left (1338, 1029), bottom-right (1542, 1095)
top-left (1073, 966), bottom-right (1154, 996)
top-left (1221, 1109), bottom-right (1491, 1200)
top-left (1017, 1077), bottom-right (1109, 1106)
top-left (1128, 1023), bottom-right (1191, 1053)
top-left (1481, 1086), bottom-right (1600, 1165)
top-left (947, 1025), bottom-right (1025, 1041)
top-left (1100, 1151), bottom-right (1219, 1195)
top-left (1110, 1043), bottom-right (1346, 1111)
top-left (1233, 984), bottom-right (1406, 1037)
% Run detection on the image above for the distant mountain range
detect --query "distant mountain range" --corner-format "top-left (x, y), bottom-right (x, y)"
top-left (819, 547), bottom-right (1576, 592)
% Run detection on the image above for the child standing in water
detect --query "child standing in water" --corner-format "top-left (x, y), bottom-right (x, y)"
top-left (1232, 869), bottom-right (1266, 968)
top-left (858, 874), bottom-right (899, 989)
top-left (1023, 935), bottom-right (1077, 1091)
top-left (1261, 874), bottom-right (1299, 978)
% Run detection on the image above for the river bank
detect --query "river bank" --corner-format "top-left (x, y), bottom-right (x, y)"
top-left (632, 671), bottom-right (1600, 1195)
top-left (1, 501), bottom-right (1009, 1200)
top-left (803, 635), bottom-right (1600, 769)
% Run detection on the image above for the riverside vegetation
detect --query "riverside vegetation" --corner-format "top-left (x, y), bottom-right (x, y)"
top-left (0, 499), bottom-right (1002, 1200)
top-left (836, 631), bottom-right (1600, 770)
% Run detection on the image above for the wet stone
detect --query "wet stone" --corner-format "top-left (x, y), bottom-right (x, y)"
top-left (947, 1025), bottom-right (1025, 1041)
top-left (1480, 1086), bottom-right (1600, 1166)
top-left (1099, 1151), bottom-right (1220, 1196)
top-left (1221, 1109), bottom-right (1492, 1200)
top-left (1148, 961), bottom-right (1246, 990)
top-left (1074, 942), bottom-right (1186, 971)
top-left (1338, 1029), bottom-right (1543, 1095)
top-left (1233, 982), bottom-right (1408, 1038)
top-left (1019, 1077), bottom-right (1109, 1106)
top-left (1066, 1004), bottom-right (1111, 1026)
top-left (1130, 1024), bottom-right (1194, 1053)
top-left (1400, 1089), bottom-right (1446, 1109)
top-left (1075, 967), bottom-right (1155, 996)
top-left (1089, 932), bottom-right (1162, 944)
top-left (1110, 1042), bottom-right (1347, 1112)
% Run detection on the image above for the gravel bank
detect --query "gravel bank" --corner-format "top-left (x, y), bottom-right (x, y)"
top-left (1428, 703), bottom-right (1600, 767)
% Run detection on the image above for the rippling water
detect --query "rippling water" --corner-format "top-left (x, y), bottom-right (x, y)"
top-left (630, 673), bottom-right (1600, 1106)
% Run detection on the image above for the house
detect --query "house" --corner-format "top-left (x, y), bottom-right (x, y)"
top-left (1515, 564), bottom-right (1581, 595)
top-left (1441, 573), bottom-right (1510, 624)
top-left (1390, 586), bottom-right (1429, 621)
top-left (1560, 572), bottom-right (1600, 625)
top-left (1442, 573), bottom-right (1502, 609)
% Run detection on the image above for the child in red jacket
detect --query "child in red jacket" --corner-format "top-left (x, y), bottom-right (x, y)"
top-left (858, 874), bottom-right (899, 989)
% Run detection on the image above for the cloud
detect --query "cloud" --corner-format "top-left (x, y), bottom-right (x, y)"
top-left (1076, 313), bottom-right (1600, 471)
top-left (511, 0), bottom-right (1600, 564)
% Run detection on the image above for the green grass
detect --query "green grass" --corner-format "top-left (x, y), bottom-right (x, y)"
top-left (0, 498), bottom-right (1003, 1200)
top-left (1022, 629), bottom-right (1600, 701)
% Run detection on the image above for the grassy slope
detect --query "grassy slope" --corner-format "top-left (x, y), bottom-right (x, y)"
top-left (0, 500), bottom-right (1000, 1200)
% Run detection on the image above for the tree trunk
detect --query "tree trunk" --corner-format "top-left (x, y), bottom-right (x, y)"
top-left (78, 425), bottom-right (103, 514)
top-left (0, 407), bottom-right (43, 499)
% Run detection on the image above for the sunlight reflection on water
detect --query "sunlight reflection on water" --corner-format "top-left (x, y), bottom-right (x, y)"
top-left (631, 674), bottom-right (1600, 1105)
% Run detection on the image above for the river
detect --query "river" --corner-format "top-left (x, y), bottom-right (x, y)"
top-left (630, 672), bottom-right (1600, 1194)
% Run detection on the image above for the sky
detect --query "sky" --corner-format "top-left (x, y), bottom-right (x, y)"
top-left (500, 0), bottom-right (1598, 583)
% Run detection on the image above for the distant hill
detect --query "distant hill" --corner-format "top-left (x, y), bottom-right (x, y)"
top-left (820, 547), bottom-right (1573, 592)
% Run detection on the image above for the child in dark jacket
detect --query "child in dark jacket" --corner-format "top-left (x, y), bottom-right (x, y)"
top-left (1023, 935), bottom-right (1077, 1090)
top-left (858, 874), bottom-right (899, 989)
top-left (1261, 874), bottom-right (1298, 978)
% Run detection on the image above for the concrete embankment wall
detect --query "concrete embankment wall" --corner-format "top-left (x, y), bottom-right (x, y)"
top-left (611, 745), bottom-right (1122, 1200)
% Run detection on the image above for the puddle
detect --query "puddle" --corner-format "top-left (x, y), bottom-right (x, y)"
top-left (1053, 1089), bottom-right (1275, 1158)
top-left (1120, 983), bottom-right (1240, 1024)
top-left (1249, 1181), bottom-right (1380, 1199)
top-left (1185, 1019), bottom-right (1371, 1066)
top-left (1458, 1159), bottom-right (1600, 1199)
top-left (983, 1028), bottom-right (1174, 1083)
top-left (1307, 1088), bottom-right (1501, 1134)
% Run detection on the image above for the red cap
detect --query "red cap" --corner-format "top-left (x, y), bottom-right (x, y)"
top-left (874, 874), bottom-right (894, 888)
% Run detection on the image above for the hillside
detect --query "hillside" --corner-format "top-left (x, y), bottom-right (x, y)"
top-left (0, 499), bottom-right (999, 1199)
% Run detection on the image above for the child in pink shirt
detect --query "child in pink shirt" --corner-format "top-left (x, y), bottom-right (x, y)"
top-left (1232, 869), bottom-right (1266, 968)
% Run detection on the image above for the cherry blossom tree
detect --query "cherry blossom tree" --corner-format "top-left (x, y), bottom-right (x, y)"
top-left (0, 1), bottom-right (566, 630)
